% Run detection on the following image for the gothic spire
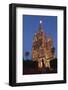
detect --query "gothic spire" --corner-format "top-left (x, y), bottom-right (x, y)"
top-left (38, 20), bottom-right (43, 32)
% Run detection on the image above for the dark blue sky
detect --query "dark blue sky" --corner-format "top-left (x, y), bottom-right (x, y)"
top-left (23, 15), bottom-right (57, 60)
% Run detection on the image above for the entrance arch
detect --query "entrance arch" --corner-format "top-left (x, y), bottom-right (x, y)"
top-left (38, 57), bottom-right (46, 68)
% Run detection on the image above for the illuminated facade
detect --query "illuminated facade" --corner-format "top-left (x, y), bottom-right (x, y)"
top-left (32, 20), bottom-right (55, 69)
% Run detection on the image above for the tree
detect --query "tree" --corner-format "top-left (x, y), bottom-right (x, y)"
top-left (25, 51), bottom-right (30, 60)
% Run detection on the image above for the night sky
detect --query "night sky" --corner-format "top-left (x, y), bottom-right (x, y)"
top-left (23, 15), bottom-right (57, 60)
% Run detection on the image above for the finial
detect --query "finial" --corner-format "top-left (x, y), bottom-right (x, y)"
top-left (40, 20), bottom-right (42, 24)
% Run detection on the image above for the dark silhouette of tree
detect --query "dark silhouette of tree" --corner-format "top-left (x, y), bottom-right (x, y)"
top-left (25, 51), bottom-right (30, 60)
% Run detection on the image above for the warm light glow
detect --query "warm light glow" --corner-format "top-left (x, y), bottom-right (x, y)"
top-left (32, 20), bottom-right (54, 69)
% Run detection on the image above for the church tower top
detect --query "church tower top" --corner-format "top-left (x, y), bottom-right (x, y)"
top-left (40, 20), bottom-right (42, 24)
top-left (39, 20), bottom-right (43, 32)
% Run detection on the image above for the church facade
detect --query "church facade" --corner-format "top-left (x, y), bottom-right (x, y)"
top-left (32, 20), bottom-right (55, 69)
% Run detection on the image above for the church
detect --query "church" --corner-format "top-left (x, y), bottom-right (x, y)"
top-left (32, 20), bottom-right (55, 69)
